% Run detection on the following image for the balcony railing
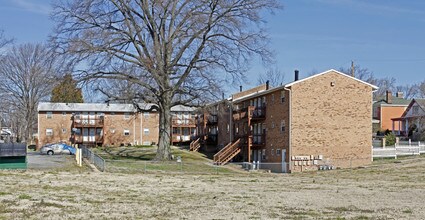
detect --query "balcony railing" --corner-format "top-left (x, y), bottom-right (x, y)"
top-left (207, 115), bottom-right (218, 125)
top-left (172, 118), bottom-right (196, 126)
top-left (233, 106), bottom-right (266, 121)
top-left (248, 106), bottom-right (266, 120)
top-left (72, 117), bottom-right (104, 127)
top-left (72, 135), bottom-right (104, 144)
top-left (252, 133), bottom-right (266, 147)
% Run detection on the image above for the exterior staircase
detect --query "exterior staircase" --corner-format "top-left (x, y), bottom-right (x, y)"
top-left (213, 139), bottom-right (241, 165)
top-left (189, 138), bottom-right (201, 152)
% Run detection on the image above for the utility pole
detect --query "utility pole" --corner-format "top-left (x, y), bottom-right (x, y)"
top-left (350, 60), bottom-right (355, 77)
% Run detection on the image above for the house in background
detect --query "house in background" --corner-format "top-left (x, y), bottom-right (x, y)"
top-left (372, 91), bottom-right (410, 134)
top-left (202, 69), bottom-right (377, 172)
top-left (391, 99), bottom-right (425, 138)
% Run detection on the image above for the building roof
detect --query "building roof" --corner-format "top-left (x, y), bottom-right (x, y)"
top-left (232, 69), bottom-right (378, 103)
top-left (38, 102), bottom-right (196, 113)
top-left (285, 69), bottom-right (379, 90)
top-left (374, 96), bottom-right (411, 106)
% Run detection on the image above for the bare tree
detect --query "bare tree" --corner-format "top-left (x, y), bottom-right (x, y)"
top-left (339, 65), bottom-right (376, 84)
top-left (374, 77), bottom-right (397, 98)
top-left (52, 0), bottom-right (280, 160)
top-left (395, 84), bottom-right (418, 99)
top-left (257, 68), bottom-right (285, 87)
top-left (419, 81), bottom-right (425, 99)
top-left (0, 43), bottom-right (59, 142)
top-left (0, 30), bottom-right (13, 53)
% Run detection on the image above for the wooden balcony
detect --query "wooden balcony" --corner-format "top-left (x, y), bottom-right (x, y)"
top-left (72, 117), bottom-right (104, 128)
top-left (71, 135), bottom-right (104, 144)
top-left (248, 106), bottom-right (266, 121)
top-left (233, 106), bottom-right (266, 121)
top-left (234, 133), bottom-right (266, 148)
top-left (233, 108), bottom-right (249, 121)
top-left (206, 115), bottom-right (218, 125)
top-left (172, 118), bottom-right (196, 127)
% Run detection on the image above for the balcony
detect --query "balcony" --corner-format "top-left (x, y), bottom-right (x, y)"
top-left (172, 118), bottom-right (196, 127)
top-left (72, 117), bottom-right (104, 128)
top-left (71, 134), bottom-right (104, 144)
top-left (233, 106), bottom-right (266, 121)
top-left (251, 133), bottom-right (266, 148)
top-left (207, 115), bottom-right (218, 125)
top-left (248, 106), bottom-right (266, 121)
top-left (233, 107), bottom-right (249, 121)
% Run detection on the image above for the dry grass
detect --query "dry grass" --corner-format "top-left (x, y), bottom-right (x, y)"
top-left (1, 151), bottom-right (425, 219)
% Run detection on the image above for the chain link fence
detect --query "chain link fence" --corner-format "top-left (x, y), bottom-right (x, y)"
top-left (81, 146), bottom-right (106, 172)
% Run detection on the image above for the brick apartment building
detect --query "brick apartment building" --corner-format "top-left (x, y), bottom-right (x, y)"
top-left (37, 103), bottom-right (196, 148)
top-left (198, 69), bottom-right (377, 172)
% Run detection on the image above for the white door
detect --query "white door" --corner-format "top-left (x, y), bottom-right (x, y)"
top-left (89, 112), bottom-right (95, 125)
top-left (89, 128), bottom-right (95, 142)
top-left (82, 112), bottom-right (88, 125)
top-left (83, 128), bottom-right (89, 142)
top-left (282, 149), bottom-right (287, 173)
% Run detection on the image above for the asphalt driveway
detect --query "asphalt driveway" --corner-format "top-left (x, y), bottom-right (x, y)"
top-left (27, 151), bottom-right (73, 169)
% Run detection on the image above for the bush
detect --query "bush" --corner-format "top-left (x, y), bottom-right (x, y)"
top-left (385, 132), bottom-right (396, 146)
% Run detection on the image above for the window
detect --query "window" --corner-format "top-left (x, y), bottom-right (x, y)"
top-left (46, 112), bottom-right (53, 119)
top-left (281, 91), bottom-right (285, 103)
top-left (144, 128), bottom-right (150, 135)
top-left (281, 120), bottom-right (286, 133)
top-left (276, 149), bottom-right (281, 156)
top-left (61, 128), bottom-right (67, 134)
top-left (124, 113), bottom-right (130, 119)
top-left (272, 122), bottom-right (275, 129)
top-left (124, 129), bottom-right (130, 136)
top-left (143, 112), bottom-right (150, 118)
top-left (227, 124), bottom-right (230, 134)
top-left (271, 149), bottom-right (274, 156)
top-left (262, 149), bottom-right (266, 160)
top-left (62, 112), bottom-right (66, 116)
top-left (46, 129), bottom-right (53, 136)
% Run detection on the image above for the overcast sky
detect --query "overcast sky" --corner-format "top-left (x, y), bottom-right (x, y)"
top-left (0, 0), bottom-right (424, 95)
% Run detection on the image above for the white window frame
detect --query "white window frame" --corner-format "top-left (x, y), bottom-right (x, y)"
top-left (124, 112), bottom-right (130, 119)
top-left (62, 112), bottom-right (66, 116)
top-left (143, 112), bottom-right (150, 118)
top-left (144, 128), bottom-right (150, 135)
top-left (281, 120), bottom-right (286, 133)
top-left (276, 149), bottom-right (281, 156)
top-left (46, 128), bottom-right (53, 136)
top-left (46, 112), bottom-right (53, 119)
top-left (124, 129), bottom-right (130, 136)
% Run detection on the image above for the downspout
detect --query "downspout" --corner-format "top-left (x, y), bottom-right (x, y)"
top-left (284, 86), bottom-right (292, 173)
top-left (140, 112), bottom-right (143, 145)
top-left (133, 112), bottom-right (136, 145)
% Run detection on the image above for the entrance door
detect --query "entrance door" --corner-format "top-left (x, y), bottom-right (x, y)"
top-left (89, 128), bottom-right (95, 142)
top-left (82, 112), bottom-right (88, 125)
top-left (89, 112), bottom-right (95, 125)
top-left (83, 128), bottom-right (89, 142)
top-left (282, 149), bottom-right (287, 173)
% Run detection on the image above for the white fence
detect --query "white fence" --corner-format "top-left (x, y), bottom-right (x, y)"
top-left (373, 141), bottom-right (425, 160)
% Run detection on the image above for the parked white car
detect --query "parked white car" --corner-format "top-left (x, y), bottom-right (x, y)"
top-left (40, 143), bottom-right (75, 155)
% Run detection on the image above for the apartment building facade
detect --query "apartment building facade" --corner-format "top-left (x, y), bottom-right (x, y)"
top-left (38, 103), bottom-right (195, 148)
top-left (204, 69), bottom-right (377, 172)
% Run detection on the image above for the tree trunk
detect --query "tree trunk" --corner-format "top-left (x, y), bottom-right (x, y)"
top-left (156, 94), bottom-right (172, 160)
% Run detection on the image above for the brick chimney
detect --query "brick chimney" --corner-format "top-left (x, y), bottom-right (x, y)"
top-left (386, 90), bottom-right (392, 104)
top-left (396, 91), bottom-right (404, 98)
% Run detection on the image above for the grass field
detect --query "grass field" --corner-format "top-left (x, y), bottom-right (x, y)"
top-left (1, 147), bottom-right (425, 219)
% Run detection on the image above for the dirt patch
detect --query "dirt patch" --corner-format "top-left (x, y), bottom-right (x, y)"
top-left (1, 156), bottom-right (425, 219)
